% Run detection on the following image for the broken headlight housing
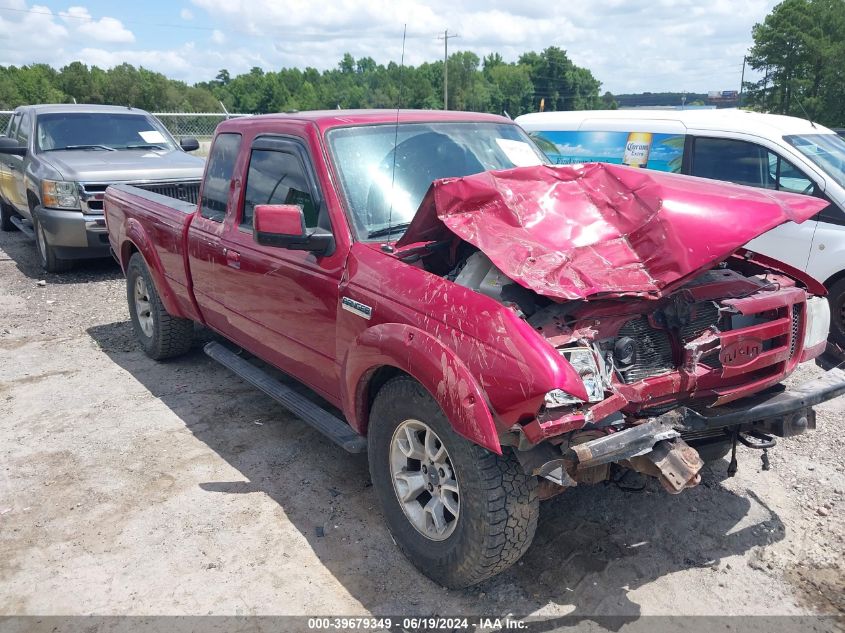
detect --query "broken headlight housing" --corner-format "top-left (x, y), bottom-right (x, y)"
top-left (545, 346), bottom-right (608, 408)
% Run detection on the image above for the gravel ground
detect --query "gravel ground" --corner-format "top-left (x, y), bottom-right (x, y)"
top-left (0, 226), bottom-right (843, 623)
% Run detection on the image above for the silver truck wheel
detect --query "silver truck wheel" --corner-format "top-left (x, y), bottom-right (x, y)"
top-left (126, 253), bottom-right (193, 360)
top-left (390, 419), bottom-right (460, 541)
top-left (368, 376), bottom-right (539, 588)
top-left (133, 275), bottom-right (155, 338)
top-left (33, 216), bottom-right (72, 273)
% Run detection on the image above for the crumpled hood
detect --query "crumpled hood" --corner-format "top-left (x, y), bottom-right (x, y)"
top-left (396, 163), bottom-right (829, 300)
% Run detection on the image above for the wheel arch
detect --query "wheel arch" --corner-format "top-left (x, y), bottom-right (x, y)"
top-left (341, 323), bottom-right (502, 455)
top-left (123, 222), bottom-right (185, 318)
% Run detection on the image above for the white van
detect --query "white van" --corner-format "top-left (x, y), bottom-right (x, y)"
top-left (516, 109), bottom-right (845, 347)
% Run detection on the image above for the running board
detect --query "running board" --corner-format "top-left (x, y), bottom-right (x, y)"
top-left (203, 341), bottom-right (367, 453)
top-left (9, 216), bottom-right (35, 239)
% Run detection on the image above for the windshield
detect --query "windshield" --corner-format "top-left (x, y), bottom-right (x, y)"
top-left (36, 112), bottom-right (177, 152)
top-left (783, 133), bottom-right (845, 190)
top-left (327, 122), bottom-right (547, 240)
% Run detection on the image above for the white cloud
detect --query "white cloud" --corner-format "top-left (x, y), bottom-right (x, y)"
top-left (0, 0), bottom-right (780, 94)
top-left (59, 6), bottom-right (135, 44)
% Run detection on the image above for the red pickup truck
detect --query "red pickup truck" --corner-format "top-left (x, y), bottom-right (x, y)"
top-left (105, 109), bottom-right (845, 588)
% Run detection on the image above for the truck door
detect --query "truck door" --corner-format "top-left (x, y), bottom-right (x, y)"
top-left (7, 110), bottom-right (30, 214)
top-left (213, 135), bottom-right (346, 400)
top-left (186, 132), bottom-right (244, 334)
top-left (687, 136), bottom-right (818, 272)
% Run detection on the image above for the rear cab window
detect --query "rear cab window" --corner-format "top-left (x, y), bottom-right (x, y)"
top-left (200, 133), bottom-right (242, 222)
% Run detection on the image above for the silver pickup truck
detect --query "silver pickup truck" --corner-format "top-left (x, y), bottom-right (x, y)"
top-left (0, 104), bottom-right (205, 272)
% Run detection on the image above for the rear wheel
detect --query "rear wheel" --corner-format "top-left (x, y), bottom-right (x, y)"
top-left (1, 200), bottom-right (18, 232)
top-left (33, 215), bottom-right (72, 273)
top-left (368, 376), bottom-right (539, 588)
top-left (126, 252), bottom-right (194, 360)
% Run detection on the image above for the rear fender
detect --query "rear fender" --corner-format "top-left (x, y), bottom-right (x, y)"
top-left (122, 217), bottom-right (185, 318)
top-left (341, 323), bottom-right (501, 454)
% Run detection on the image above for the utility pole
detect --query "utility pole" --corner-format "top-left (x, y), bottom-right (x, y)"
top-left (438, 29), bottom-right (459, 110)
top-left (739, 55), bottom-right (747, 108)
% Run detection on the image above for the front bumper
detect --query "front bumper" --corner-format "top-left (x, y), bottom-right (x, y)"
top-left (35, 206), bottom-right (111, 259)
top-left (665, 367), bottom-right (845, 434)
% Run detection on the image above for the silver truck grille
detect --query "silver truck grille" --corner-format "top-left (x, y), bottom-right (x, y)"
top-left (80, 180), bottom-right (201, 212)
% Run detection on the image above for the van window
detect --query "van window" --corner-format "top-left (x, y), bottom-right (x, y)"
top-left (692, 137), bottom-right (814, 194)
top-left (199, 133), bottom-right (242, 222)
top-left (527, 130), bottom-right (684, 172)
top-left (784, 134), bottom-right (845, 190)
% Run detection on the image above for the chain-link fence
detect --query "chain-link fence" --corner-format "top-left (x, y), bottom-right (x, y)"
top-left (0, 110), bottom-right (249, 141)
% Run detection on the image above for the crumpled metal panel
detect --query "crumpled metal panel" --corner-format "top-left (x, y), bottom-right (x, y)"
top-left (396, 163), bottom-right (829, 300)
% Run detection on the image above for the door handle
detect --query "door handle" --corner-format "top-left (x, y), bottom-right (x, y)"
top-left (224, 248), bottom-right (241, 268)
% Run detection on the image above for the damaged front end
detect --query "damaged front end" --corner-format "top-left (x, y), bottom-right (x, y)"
top-left (511, 252), bottom-right (841, 495)
top-left (393, 163), bottom-right (845, 495)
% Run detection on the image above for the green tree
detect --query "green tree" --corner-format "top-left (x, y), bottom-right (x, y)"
top-left (746, 0), bottom-right (845, 126)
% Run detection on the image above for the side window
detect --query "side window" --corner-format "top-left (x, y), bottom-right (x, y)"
top-left (692, 136), bottom-right (816, 195)
top-left (691, 137), bottom-right (773, 188)
top-left (199, 133), bottom-right (242, 222)
top-left (6, 113), bottom-right (20, 138)
top-left (16, 111), bottom-right (31, 145)
top-left (241, 149), bottom-right (317, 229)
top-left (775, 156), bottom-right (814, 194)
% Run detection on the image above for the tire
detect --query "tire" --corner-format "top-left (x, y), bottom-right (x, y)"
top-left (33, 215), bottom-right (72, 273)
top-left (1, 200), bottom-right (17, 232)
top-left (126, 252), bottom-right (194, 360)
top-left (368, 376), bottom-right (539, 588)
top-left (826, 278), bottom-right (845, 350)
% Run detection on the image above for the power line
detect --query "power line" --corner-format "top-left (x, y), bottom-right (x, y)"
top-left (438, 29), bottom-right (459, 110)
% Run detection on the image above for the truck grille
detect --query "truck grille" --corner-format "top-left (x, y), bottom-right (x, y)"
top-left (80, 180), bottom-right (200, 212)
top-left (613, 298), bottom-right (805, 385)
top-left (135, 181), bottom-right (200, 204)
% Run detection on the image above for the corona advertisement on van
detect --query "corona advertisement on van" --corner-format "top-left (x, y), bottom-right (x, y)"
top-left (528, 130), bottom-right (685, 172)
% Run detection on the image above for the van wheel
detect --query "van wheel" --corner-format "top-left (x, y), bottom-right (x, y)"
top-left (827, 278), bottom-right (845, 350)
top-left (33, 216), bottom-right (72, 272)
top-left (368, 376), bottom-right (539, 588)
top-left (126, 253), bottom-right (194, 360)
top-left (1, 201), bottom-right (18, 232)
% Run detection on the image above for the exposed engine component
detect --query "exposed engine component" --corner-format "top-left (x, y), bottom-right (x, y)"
top-left (615, 317), bottom-right (674, 383)
top-left (452, 251), bottom-right (545, 316)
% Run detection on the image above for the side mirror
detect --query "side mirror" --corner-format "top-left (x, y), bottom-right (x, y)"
top-left (180, 137), bottom-right (200, 152)
top-left (0, 137), bottom-right (26, 156)
top-left (254, 204), bottom-right (334, 255)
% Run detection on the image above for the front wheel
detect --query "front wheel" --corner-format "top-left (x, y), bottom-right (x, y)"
top-left (368, 376), bottom-right (539, 588)
top-left (126, 253), bottom-right (194, 360)
top-left (33, 215), bottom-right (72, 272)
top-left (827, 278), bottom-right (845, 350)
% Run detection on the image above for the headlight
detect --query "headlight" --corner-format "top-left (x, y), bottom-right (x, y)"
top-left (41, 180), bottom-right (80, 210)
top-left (545, 347), bottom-right (607, 408)
top-left (803, 296), bottom-right (830, 350)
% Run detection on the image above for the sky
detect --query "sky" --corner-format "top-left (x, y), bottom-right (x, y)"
top-left (0, 0), bottom-right (779, 94)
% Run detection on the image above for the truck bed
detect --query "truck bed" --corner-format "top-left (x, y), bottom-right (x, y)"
top-left (105, 184), bottom-right (199, 321)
